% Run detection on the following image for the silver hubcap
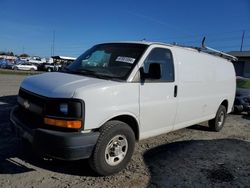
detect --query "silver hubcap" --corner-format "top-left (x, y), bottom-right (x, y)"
top-left (105, 135), bottom-right (128, 166)
top-left (218, 111), bottom-right (225, 127)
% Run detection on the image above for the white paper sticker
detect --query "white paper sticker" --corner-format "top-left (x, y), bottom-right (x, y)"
top-left (116, 56), bottom-right (135, 64)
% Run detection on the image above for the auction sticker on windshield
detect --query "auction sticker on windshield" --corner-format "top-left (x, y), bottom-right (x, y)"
top-left (116, 56), bottom-right (135, 64)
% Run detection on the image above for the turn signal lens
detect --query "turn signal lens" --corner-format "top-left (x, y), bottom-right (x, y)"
top-left (44, 117), bottom-right (81, 129)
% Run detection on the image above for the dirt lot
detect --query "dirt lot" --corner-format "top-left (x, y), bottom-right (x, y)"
top-left (0, 74), bottom-right (250, 188)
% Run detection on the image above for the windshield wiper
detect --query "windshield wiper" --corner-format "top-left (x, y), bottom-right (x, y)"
top-left (75, 68), bottom-right (97, 74)
top-left (63, 68), bottom-right (122, 81)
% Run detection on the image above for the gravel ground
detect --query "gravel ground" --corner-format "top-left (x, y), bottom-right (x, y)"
top-left (0, 74), bottom-right (250, 188)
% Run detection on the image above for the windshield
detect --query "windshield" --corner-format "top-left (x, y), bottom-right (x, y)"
top-left (65, 43), bottom-right (147, 80)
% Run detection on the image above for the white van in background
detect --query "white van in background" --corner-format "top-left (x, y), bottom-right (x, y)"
top-left (11, 41), bottom-right (236, 176)
top-left (27, 56), bottom-right (46, 64)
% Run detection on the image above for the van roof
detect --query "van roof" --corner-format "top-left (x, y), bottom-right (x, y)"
top-left (103, 41), bottom-right (172, 46)
top-left (104, 41), bottom-right (237, 62)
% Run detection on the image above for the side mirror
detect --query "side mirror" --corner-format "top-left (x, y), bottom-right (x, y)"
top-left (140, 63), bottom-right (161, 81)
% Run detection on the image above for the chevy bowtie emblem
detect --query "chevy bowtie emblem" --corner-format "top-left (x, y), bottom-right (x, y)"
top-left (23, 100), bottom-right (30, 109)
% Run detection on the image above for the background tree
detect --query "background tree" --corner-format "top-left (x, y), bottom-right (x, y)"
top-left (19, 53), bottom-right (29, 58)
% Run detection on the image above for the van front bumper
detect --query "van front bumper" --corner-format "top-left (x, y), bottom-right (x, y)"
top-left (10, 106), bottom-right (99, 160)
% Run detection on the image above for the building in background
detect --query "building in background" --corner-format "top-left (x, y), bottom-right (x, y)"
top-left (0, 55), bottom-right (17, 61)
top-left (228, 51), bottom-right (250, 78)
top-left (51, 56), bottom-right (76, 65)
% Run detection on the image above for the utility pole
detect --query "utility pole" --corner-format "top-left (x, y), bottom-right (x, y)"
top-left (240, 30), bottom-right (245, 51)
top-left (52, 30), bottom-right (55, 56)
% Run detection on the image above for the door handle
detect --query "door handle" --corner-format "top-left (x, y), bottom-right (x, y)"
top-left (174, 85), bottom-right (178, 97)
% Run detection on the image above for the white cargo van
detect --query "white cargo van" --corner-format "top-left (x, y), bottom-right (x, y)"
top-left (11, 41), bottom-right (236, 175)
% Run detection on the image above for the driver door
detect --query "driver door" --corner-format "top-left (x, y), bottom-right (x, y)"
top-left (139, 47), bottom-right (178, 138)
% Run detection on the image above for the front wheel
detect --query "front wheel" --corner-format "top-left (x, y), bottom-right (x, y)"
top-left (208, 105), bottom-right (227, 132)
top-left (89, 120), bottom-right (135, 176)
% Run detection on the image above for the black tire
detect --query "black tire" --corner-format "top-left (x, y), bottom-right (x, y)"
top-left (30, 68), bottom-right (35, 71)
top-left (89, 120), bottom-right (135, 176)
top-left (13, 66), bottom-right (18, 70)
top-left (208, 105), bottom-right (227, 132)
top-left (47, 68), bottom-right (52, 72)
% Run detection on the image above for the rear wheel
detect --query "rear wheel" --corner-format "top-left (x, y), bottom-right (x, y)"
top-left (89, 120), bottom-right (135, 176)
top-left (208, 105), bottom-right (227, 132)
top-left (47, 68), bottom-right (52, 72)
top-left (30, 68), bottom-right (35, 71)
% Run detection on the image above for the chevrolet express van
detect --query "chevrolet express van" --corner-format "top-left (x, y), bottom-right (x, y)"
top-left (11, 42), bottom-right (236, 175)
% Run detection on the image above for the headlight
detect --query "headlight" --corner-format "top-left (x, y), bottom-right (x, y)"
top-left (59, 103), bottom-right (68, 115)
top-left (45, 99), bottom-right (83, 118)
top-left (44, 99), bottom-right (84, 129)
top-left (243, 98), bottom-right (250, 103)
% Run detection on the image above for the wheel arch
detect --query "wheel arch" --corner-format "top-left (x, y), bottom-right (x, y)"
top-left (100, 114), bottom-right (140, 141)
top-left (220, 99), bottom-right (229, 112)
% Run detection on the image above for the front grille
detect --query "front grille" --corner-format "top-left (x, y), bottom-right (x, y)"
top-left (17, 88), bottom-right (79, 132)
top-left (18, 88), bottom-right (45, 108)
top-left (17, 88), bottom-right (45, 129)
top-left (16, 105), bottom-right (77, 132)
top-left (16, 105), bottom-right (43, 129)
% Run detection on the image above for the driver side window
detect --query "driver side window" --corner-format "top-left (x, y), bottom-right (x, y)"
top-left (143, 48), bottom-right (174, 82)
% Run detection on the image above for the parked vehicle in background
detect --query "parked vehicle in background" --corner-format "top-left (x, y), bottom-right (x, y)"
top-left (12, 62), bottom-right (37, 71)
top-left (11, 41), bottom-right (236, 176)
top-left (0, 60), bottom-right (14, 69)
top-left (46, 58), bottom-right (54, 64)
top-left (19, 57), bottom-right (29, 61)
top-left (27, 56), bottom-right (46, 64)
top-left (37, 63), bottom-right (61, 72)
top-left (233, 77), bottom-right (250, 114)
top-left (0, 59), bottom-right (6, 68)
top-left (52, 56), bottom-right (76, 68)
top-left (15, 60), bottom-right (26, 65)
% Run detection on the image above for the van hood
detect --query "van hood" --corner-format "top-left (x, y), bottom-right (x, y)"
top-left (20, 72), bottom-right (109, 98)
